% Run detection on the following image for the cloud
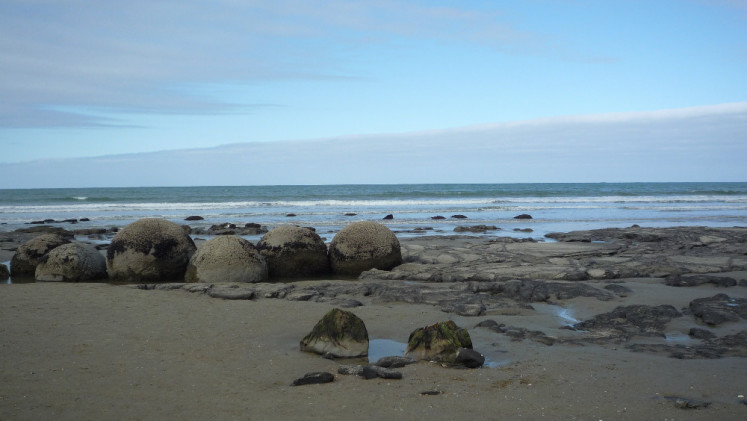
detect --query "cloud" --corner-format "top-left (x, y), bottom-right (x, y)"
top-left (0, 0), bottom-right (539, 128)
top-left (2, 103), bottom-right (744, 187)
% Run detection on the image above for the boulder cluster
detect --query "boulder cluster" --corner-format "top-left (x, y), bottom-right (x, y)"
top-left (6, 218), bottom-right (402, 283)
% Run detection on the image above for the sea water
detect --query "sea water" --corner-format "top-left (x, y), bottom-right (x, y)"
top-left (0, 182), bottom-right (745, 240)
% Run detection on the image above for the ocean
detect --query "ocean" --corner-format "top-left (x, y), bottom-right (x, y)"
top-left (1, 183), bottom-right (746, 242)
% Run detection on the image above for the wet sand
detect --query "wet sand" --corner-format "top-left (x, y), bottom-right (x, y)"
top-left (1, 230), bottom-right (746, 420)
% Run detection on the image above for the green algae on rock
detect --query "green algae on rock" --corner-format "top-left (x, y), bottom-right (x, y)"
top-left (405, 320), bottom-right (472, 364)
top-left (300, 308), bottom-right (369, 358)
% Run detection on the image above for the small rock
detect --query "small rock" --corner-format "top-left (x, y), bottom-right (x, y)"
top-left (185, 216), bottom-right (204, 221)
top-left (688, 327), bottom-right (716, 340)
top-left (513, 214), bottom-right (533, 219)
top-left (383, 214), bottom-right (394, 220)
top-left (374, 356), bottom-right (416, 368)
top-left (361, 365), bottom-right (402, 380)
top-left (451, 215), bottom-right (468, 219)
top-left (337, 365), bottom-right (364, 375)
top-left (344, 213), bottom-right (357, 216)
top-left (455, 348), bottom-right (485, 368)
top-left (431, 216), bottom-right (446, 220)
top-left (420, 390), bottom-right (441, 396)
top-left (286, 213), bottom-right (297, 217)
top-left (291, 372), bottom-right (335, 386)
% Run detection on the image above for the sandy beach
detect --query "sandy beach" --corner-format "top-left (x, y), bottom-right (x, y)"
top-left (1, 227), bottom-right (746, 420)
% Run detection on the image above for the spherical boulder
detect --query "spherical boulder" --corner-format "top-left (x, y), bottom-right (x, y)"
top-left (35, 242), bottom-right (107, 282)
top-left (257, 225), bottom-right (330, 278)
top-left (10, 234), bottom-right (71, 278)
top-left (328, 221), bottom-right (402, 276)
top-left (185, 235), bottom-right (267, 283)
top-left (107, 218), bottom-right (196, 282)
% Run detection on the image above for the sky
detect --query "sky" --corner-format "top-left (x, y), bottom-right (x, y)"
top-left (0, 0), bottom-right (745, 188)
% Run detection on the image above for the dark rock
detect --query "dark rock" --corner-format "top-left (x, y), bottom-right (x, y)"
top-left (688, 327), bottom-right (716, 340)
top-left (291, 372), bottom-right (334, 386)
top-left (455, 348), bottom-right (484, 368)
top-left (513, 214), bottom-right (533, 219)
top-left (0, 263), bottom-right (9, 281)
top-left (604, 283), bottom-right (633, 296)
top-left (344, 213), bottom-right (357, 216)
top-left (453, 225), bottom-right (499, 233)
top-left (79, 218), bottom-right (90, 222)
top-left (664, 396), bottom-right (712, 410)
top-left (362, 365), bottom-right (402, 380)
top-left (300, 308), bottom-right (369, 358)
top-left (184, 216), bottom-right (204, 221)
top-left (406, 320), bottom-right (472, 363)
top-left (441, 302), bottom-right (486, 317)
top-left (431, 216), bottom-right (446, 220)
top-left (286, 213), bottom-right (297, 217)
top-left (689, 294), bottom-right (747, 326)
top-left (62, 219), bottom-right (78, 224)
top-left (451, 215), bottom-right (468, 219)
top-left (373, 356), bottom-right (416, 368)
top-left (191, 222), bottom-right (267, 236)
top-left (571, 305), bottom-right (682, 341)
top-left (420, 390), bottom-right (441, 396)
top-left (383, 214), bottom-right (394, 220)
top-left (513, 228), bottom-right (533, 232)
top-left (666, 274), bottom-right (737, 287)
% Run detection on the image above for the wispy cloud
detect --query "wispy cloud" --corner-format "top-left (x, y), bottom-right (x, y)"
top-left (2, 103), bottom-right (744, 187)
top-left (0, 0), bottom-right (542, 128)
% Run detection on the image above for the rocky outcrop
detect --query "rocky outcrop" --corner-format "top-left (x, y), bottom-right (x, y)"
top-left (300, 308), bottom-right (369, 358)
top-left (10, 233), bottom-right (71, 278)
top-left (453, 225), bottom-right (499, 233)
top-left (689, 294), bottom-right (747, 326)
top-left (405, 320), bottom-right (473, 364)
top-left (190, 223), bottom-right (267, 236)
top-left (329, 221), bottom-right (402, 276)
top-left (185, 235), bottom-right (267, 283)
top-left (569, 305), bottom-right (683, 342)
top-left (107, 218), bottom-right (197, 282)
top-left (257, 225), bottom-right (329, 278)
top-left (35, 242), bottom-right (107, 282)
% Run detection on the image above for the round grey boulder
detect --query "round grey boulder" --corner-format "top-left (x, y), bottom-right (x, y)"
top-left (329, 221), bottom-right (402, 276)
top-left (107, 218), bottom-right (196, 282)
top-left (185, 235), bottom-right (267, 283)
top-left (35, 242), bottom-right (107, 282)
top-left (10, 234), bottom-right (71, 278)
top-left (257, 225), bottom-right (330, 278)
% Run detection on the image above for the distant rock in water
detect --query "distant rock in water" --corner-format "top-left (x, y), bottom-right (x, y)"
top-left (454, 225), bottom-right (499, 233)
top-left (431, 216), bottom-right (446, 220)
top-left (383, 214), bottom-right (394, 220)
top-left (300, 308), bottom-right (369, 358)
top-left (191, 222), bottom-right (267, 236)
top-left (184, 216), bottom-right (204, 221)
top-left (451, 215), bottom-right (468, 219)
top-left (514, 214), bottom-right (533, 219)
top-left (344, 213), bottom-right (357, 216)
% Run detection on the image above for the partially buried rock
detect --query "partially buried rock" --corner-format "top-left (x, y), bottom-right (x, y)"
top-left (362, 365), bottom-right (402, 380)
top-left (689, 294), bottom-right (747, 326)
top-left (406, 320), bottom-right (473, 364)
top-left (35, 242), bottom-right (107, 282)
top-left (185, 235), bottom-right (267, 283)
top-left (256, 225), bottom-right (329, 278)
top-left (455, 348), bottom-right (485, 368)
top-left (291, 372), bottom-right (334, 386)
top-left (300, 308), bottom-right (369, 358)
top-left (107, 218), bottom-right (196, 282)
top-left (10, 233), bottom-right (71, 278)
top-left (328, 221), bottom-right (402, 276)
top-left (0, 263), bottom-right (9, 281)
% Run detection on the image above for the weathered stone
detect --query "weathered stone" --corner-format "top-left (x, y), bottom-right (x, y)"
top-left (337, 365), bottom-right (364, 375)
top-left (689, 294), bottom-right (747, 326)
top-left (329, 221), bottom-right (402, 276)
top-left (405, 320), bottom-right (472, 363)
top-left (688, 327), bottom-right (716, 340)
top-left (666, 274), bottom-right (737, 287)
top-left (185, 235), bottom-right (267, 283)
top-left (570, 305), bottom-right (682, 342)
top-left (10, 234), bottom-right (71, 278)
top-left (514, 214), bottom-right (533, 219)
top-left (184, 216), bottom-right (204, 221)
top-left (35, 242), bottom-right (107, 282)
top-left (107, 218), bottom-right (196, 282)
top-left (454, 225), bottom-right (499, 233)
top-left (291, 372), bottom-right (334, 386)
top-left (257, 225), bottom-right (329, 278)
top-left (0, 263), bottom-right (9, 281)
top-left (361, 365), bottom-right (402, 380)
top-left (373, 356), bottom-right (416, 368)
top-left (300, 308), bottom-right (369, 358)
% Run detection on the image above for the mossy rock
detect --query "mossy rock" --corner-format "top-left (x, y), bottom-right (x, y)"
top-left (185, 235), bottom-right (267, 283)
top-left (35, 242), bottom-right (107, 282)
top-left (300, 308), bottom-right (369, 358)
top-left (405, 320), bottom-right (472, 364)
top-left (329, 221), bottom-right (402, 276)
top-left (10, 234), bottom-right (71, 278)
top-left (107, 218), bottom-right (196, 282)
top-left (257, 225), bottom-right (329, 278)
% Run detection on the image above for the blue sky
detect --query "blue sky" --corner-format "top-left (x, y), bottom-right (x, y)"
top-left (0, 0), bottom-right (745, 187)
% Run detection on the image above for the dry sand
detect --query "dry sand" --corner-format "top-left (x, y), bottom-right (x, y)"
top-left (1, 234), bottom-right (746, 420)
